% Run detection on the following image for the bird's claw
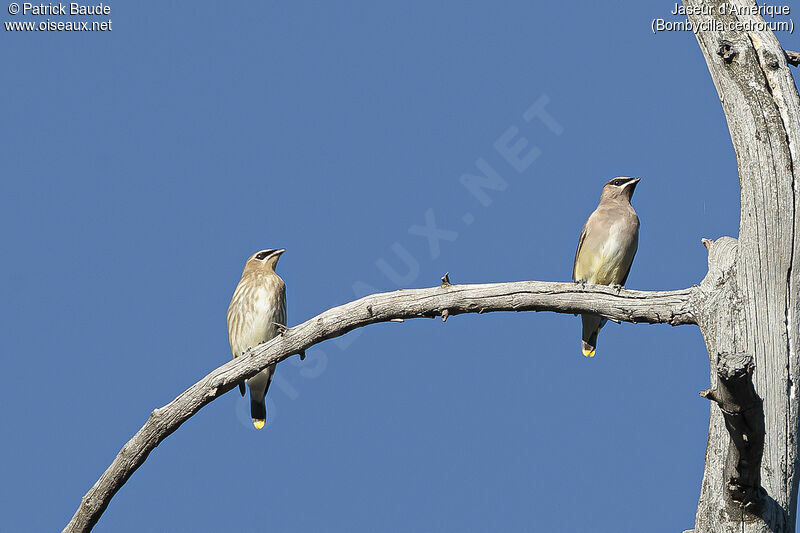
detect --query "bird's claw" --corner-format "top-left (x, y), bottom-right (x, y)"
top-left (611, 284), bottom-right (623, 293)
top-left (273, 323), bottom-right (289, 335)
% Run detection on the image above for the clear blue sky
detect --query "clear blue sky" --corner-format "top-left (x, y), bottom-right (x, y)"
top-left (2, 2), bottom-right (798, 532)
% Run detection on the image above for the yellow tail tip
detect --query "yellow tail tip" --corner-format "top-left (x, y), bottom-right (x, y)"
top-left (253, 419), bottom-right (265, 430)
top-left (582, 348), bottom-right (596, 357)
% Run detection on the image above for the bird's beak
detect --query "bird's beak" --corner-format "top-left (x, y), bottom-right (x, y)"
top-left (626, 177), bottom-right (640, 190)
top-left (274, 249), bottom-right (286, 256)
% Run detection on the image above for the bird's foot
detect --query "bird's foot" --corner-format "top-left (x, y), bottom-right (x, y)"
top-left (611, 284), bottom-right (624, 294)
top-left (273, 323), bottom-right (289, 336)
top-left (575, 279), bottom-right (587, 289)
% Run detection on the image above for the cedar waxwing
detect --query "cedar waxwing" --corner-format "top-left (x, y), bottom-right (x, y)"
top-left (572, 177), bottom-right (640, 357)
top-left (227, 249), bottom-right (287, 429)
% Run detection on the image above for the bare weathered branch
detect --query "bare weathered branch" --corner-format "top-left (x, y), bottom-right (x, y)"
top-left (63, 280), bottom-right (697, 532)
top-left (785, 50), bottom-right (800, 67)
top-left (700, 353), bottom-right (765, 513)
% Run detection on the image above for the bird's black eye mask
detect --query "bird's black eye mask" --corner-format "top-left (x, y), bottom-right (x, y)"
top-left (611, 179), bottom-right (626, 186)
top-left (255, 250), bottom-right (274, 260)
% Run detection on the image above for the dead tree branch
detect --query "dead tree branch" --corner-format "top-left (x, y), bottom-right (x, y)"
top-left (700, 353), bottom-right (765, 513)
top-left (63, 280), bottom-right (697, 532)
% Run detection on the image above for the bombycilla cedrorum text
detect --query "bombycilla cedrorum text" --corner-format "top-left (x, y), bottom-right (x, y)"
top-left (572, 177), bottom-right (640, 357)
top-left (227, 249), bottom-right (287, 429)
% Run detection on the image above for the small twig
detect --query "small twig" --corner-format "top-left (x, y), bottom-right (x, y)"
top-left (786, 50), bottom-right (800, 67)
top-left (441, 272), bottom-right (451, 287)
top-left (441, 309), bottom-right (449, 322)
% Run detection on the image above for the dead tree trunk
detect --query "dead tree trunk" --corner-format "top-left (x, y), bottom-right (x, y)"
top-left (684, 1), bottom-right (800, 531)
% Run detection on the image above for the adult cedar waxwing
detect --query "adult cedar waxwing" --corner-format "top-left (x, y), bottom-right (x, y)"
top-left (227, 249), bottom-right (287, 429)
top-left (572, 177), bottom-right (640, 357)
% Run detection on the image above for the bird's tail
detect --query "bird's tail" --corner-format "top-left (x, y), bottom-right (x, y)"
top-left (246, 366), bottom-right (275, 430)
top-left (580, 314), bottom-right (607, 357)
top-left (250, 396), bottom-right (267, 430)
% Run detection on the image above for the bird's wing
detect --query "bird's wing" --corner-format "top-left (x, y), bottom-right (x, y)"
top-left (572, 221), bottom-right (589, 281)
top-left (263, 365), bottom-right (276, 399)
top-left (278, 284), bottom-right (287, 326)
top-left (619, 257), bottom-right (634, 286)
top-left (617, 220), bottom-right (640, 286)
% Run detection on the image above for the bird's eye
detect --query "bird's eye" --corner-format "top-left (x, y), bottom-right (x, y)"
top-left (612, 179), bottom-right (625, 186)
top-left (255, 251), bottom-right (272, 260)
